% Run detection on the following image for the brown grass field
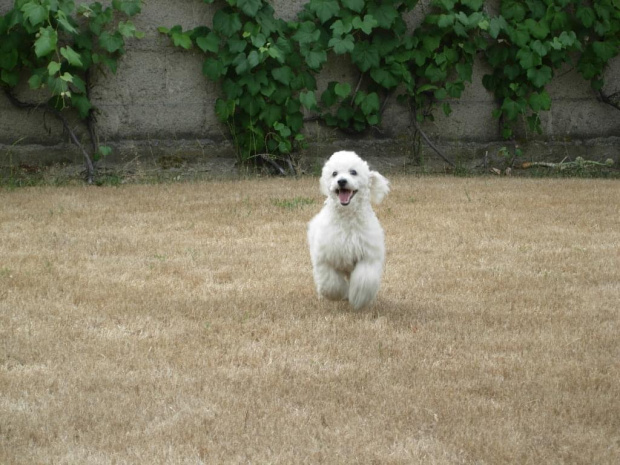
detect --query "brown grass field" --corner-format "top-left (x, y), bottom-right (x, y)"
top-left (1, 176), bottom-right (619, 464)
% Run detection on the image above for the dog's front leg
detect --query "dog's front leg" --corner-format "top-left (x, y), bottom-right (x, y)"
top-left (348, 261), bottom-right (382, 309)
top-left (314, 263), bottom-right (349, 301)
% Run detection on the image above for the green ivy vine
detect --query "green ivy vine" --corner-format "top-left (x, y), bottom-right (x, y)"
top-left (159, 0), bottom-right (315, 169)
top-left (161, 0), bottom-right (618, 168)
top-left (0, 0), bottom-right (143, 182)
top-left (483, 0), bottom-right (620, 139)
top-left (2, 1), bottom-right (618, 177)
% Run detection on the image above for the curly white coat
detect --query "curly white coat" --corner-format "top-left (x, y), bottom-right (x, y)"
top-left (307, 151), bottom-right (390, 309)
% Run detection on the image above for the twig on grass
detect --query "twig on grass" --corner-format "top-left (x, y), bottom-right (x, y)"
top-left (520, 157), bottom-right (614, 171)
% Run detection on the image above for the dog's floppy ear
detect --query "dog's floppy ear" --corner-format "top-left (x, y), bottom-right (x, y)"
top-left (319, 171), bottom-right (330, 197)
top-left (369, 171), bottom-right (389, 204)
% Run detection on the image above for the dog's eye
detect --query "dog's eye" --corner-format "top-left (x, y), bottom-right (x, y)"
top-left (332, 171), bottom-right (337, 177)
top-left (350, 170), bottom-right (357, 176)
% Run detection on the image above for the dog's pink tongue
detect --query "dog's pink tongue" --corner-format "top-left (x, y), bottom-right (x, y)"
top-left (339, 189), bottom-right (353, 204)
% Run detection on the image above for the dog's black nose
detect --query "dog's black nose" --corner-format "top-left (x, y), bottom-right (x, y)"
top-left (338, 178), bottom-right (347, 187)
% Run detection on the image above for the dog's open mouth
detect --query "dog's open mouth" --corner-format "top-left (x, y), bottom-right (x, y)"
top-left (336, 188), bottom-right (357, 206)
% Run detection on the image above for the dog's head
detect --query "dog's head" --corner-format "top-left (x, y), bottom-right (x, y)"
top-left (320, 151), bottom-right (389, 207)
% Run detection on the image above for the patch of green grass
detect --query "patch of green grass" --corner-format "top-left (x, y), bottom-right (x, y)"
top-left (271, 196), bottom-right (316, 210)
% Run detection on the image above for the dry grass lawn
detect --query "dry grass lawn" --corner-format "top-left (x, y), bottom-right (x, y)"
top-left (1, 176), bottom-right (619, 464)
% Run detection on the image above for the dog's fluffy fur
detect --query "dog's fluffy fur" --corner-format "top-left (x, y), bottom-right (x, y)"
top-left (307, 151), bottom-right (390, 309)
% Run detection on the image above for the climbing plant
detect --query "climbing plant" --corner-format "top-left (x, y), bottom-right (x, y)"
top-left (3, 0), bottom-right (618, 177)
top-left (159, 0), bottom-right (316, 168)
top-left (0, 0), bottom-right (143, 182)
top-left (482, 0), bottom-right (620, 139)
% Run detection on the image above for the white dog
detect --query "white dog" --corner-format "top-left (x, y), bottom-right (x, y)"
top-left (307, 151), bottom-right (390, 309)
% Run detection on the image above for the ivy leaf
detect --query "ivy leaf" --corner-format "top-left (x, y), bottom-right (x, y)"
top-left (250, 33), bottom-right (267, 49)
top-left (71, 93), bottom-right (92, 118)
top-left (215, 98), bottom-right (236, 122)
top-left (351, 41), bottom-right (380, 72)
top-left (299, 90), bottom-right (318, 110)
top-left (422, 35), bottom-right (441, 54)
top-left (59, 72), bottom-right (73, 83)
top-left (237, 0), bottom-right (262, 17)
top-left (576, 7), bottom-right (595, 28)
top-left (504, 63), bottom-right (521, 80)
top-left (530, 40), bottom-right (548, 57)
top-left (99, 31), bottom-right (125, 53)
top-left (118, 21), bottom-right (138, 38)
top-left (34, 27), bottom-right (58, 58)
top-left (233, 53), bottom-right (249, 74)
top-left (0, 49), bottom-right (18, 71)
top-left (260, 104), bottom-right (282, 126)
top-left (21, 2), bottom-right (48, 27)
top-left (516, 48), bottom-right (541, 69)
top-left (489, 16), bottom-right (507, 39)
top-left (1, 69), bottom-right (18, 87)
top-left (352, 15), bottom-right (378, 35)
top-left (71, 75), bottom-right (87, 94)
top-left (239, 73), bottom-right (263, 95)
top-left (360, 92), bottom-right (380, 116)
top-left (246, 50), bottom-right (260, 70)
top-left (558, 31), bottom-right (577, 48)
top-left (292, 21), bottom-right (320, 45)
top-left (334, 82), bottom-right (351, 98)
top-left (93, 54), bottom-right (119, 73)
top-left (47, 75), bottom-right (68, 96)
top-left (228, 38), bottom-right (247, 54)
top-left (56, 11), bottom-right (77, 34)
top-left (508, 28), bottom-right (530, 48)
top-left (527, 65), bottom-right (552, 88)
top-left (28, 72), bottom-right (43, 89)
top-left (434, 88), bottom-right (448, 100)
top-left (331, 19), bottom-right (353, 36)
top-left (368, 4), bottom-right (399, 28)
top-left (308, 0), bottom-right (340, 23)
top-left (112, 0), bottom-right (142, 16)
top-left (213, 10), bottom-right (242, 36)
top-left (501, 2), bottom-right (526, 22)
top-left (528, 90), bottom-right (551, 112)
top-left (524, 19), bottom-right (550, 40)
top-left (592, 41), bottom-right (617, 62)
top-left (196, 33), bottom-right (219, 53)
top-left (303, 47), bottom-right (327, 70)
top-left (550, 10), bottom-right (569, 31)
top-left (60, 46), bottom-right (83, 67)
top-left (424, 64), bottom-right (448, 83)
top-left (455, 62), bottom-right (473, 82)
top-left (321, 83), bottom-right (338, 107)
top-left (287, 111), bottom-right (304, 132)
top-left (438, 14), bottom-right (455, 28)
top-left (461, 0), bottom-right (484, 10)
top-left (271, 66), bottom-right (294, 85)
top-left (328, 34), bottom-right (355, 54)
top-left (267, 43), bottom-right (286, 63)
top-left (501, 97), bottom-right (524, 120)
top-left (370, 67), bottom-right (399, 88)
top-left (372, 32), bottom-right (398, 56)
top-left (203, 57), bottom-right (225, 80)
top-left (434, 0), bottom-right (456, 9)
top-left (342, 0), bottom-right (364, 13)
top-left (48, 61), bottom-right (61, 76)
top-left (97, 145), bottom-right (113, 158)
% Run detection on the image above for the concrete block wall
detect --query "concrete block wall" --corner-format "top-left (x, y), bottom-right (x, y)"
top-left (1, 0), bottom-right (618, 170)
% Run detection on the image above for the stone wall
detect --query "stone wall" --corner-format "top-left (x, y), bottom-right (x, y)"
top-left (1, 0), bottom-right (618, 172)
